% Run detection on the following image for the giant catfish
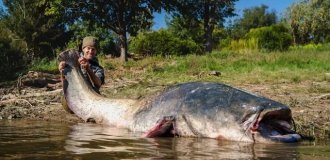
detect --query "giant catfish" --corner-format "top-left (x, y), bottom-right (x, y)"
top-left (58, 49), bottom-right (304, 143)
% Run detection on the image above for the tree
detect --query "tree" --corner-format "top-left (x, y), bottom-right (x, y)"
top-left (129, 29), bottom-right (200, 56)
top-left (167, 15), bottom-right (226, 50)
top-left (229, 4), bottom-right (277, 40)
top-left (2, 0), bottom-right (69, 60)
top-left (55, 0), bottom-right (163, 62)
top-left (0, 22), bottom-right (27, 81)
top-left (167, 0), bottom-right (237, 53)
top-left (167, 15), bottom-right (204, 46)
top-left (286, 0), bottom-right (330, 44)
top-left (66, 20), bottom-right (119, 56)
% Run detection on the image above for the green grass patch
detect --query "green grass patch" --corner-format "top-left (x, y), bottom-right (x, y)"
top-left (28, 58), bottom-right (59, 74)
top-left (102, 47), bottom-right (329, 87)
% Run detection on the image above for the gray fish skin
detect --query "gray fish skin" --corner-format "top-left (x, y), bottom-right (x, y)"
top-left (131, 82), bottom-right (293, 142)
top-left (58, 49), bottom-right (302, 143)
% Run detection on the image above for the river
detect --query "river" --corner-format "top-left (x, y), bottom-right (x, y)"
top-left (0, 120), bottom-right (329, 159)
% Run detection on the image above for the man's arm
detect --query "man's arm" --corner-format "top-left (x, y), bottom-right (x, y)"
top-left (86, 67), bottom-right (102, 89)
top-left (79, 57), bottom-right (103, 89)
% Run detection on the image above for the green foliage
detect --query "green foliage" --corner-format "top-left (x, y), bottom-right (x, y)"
top-left (289, 43), bottom-right (330, 52)
top-left (167, 15), bottom-right (204, 45)
top-left (167, 16), bottom-right (228, 51)
top-left (229, 4), bottom-right (277, 39)
top-left (56, 0), bottom-right (164, 61)
top-left (220, 24), bottom-right (293, 52)
top-left (2, 0), bottom-right (69, 60)
top-left (28, 58), bottom-right (58, 74)
top-left (166, 0), bottom-right (237, 52)
top-left (129, 30), bottom-right (201, 56)
top-left (217, 38), bottom-right (232, 50)
top-left (245, 24), bottom-right (293, 51)
top-left (222, 38), bottom-right (259, 51)
top-left (240, 4), bottom-right (277, 28)
top-left (65, 20), bottom-right (118, 56)
top-left (286, 0), bottom-right (330, 44)
top-left (212, 27), bottom-right (228, 49)
top-left (0, 24), bottom-right (27, 81)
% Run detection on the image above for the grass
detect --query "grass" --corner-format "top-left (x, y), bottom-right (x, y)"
top-left (25, 45), bottom-right (329, 89)
top-left (103, 48), bottom-right (329, 86)
top-left (28, 58), bottom-right (59, 74)
top-left (27, 44), bottom-right (329, 91)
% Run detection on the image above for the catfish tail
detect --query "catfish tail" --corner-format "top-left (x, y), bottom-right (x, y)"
top-left (58, 49), bottom-right (80, 68)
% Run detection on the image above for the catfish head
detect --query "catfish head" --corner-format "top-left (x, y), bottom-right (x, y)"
top-left (241, 103), bottom-right (303, 143)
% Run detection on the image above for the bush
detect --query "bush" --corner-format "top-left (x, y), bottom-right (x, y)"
top-left (0, 27), bottom-right (27, 81)
top-left (289, 43), bottom-right (330, 52)
top-left (0, 45), bottom-right (25, 81)
top-left (129, 30), bottom-right (202, 56)
top-left (222, 38), bottom-right (259, 51)
top-left (246, 24), bottom-right (293, 51)
top-left (28, 58), bottom-right (58, 74)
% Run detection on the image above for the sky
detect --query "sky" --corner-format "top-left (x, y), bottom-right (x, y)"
top-left (152, 0), bottom-right (297, 30)
top-left (0, 0), bottom-right (297, 30)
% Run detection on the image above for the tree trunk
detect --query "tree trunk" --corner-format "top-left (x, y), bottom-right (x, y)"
top-left (118, 0), bottom-right (127, 62)
top-left (204, 24), bottom-right (213, 53)
top-left (119, 32), bottom-right (128, 62)
top-left (204, 1), bottom-right (213, 53)
top-left (291, 23), bottom-right (300, 45)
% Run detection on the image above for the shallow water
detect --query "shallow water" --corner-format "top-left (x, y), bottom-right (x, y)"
top-left (0, 120), bottom-right (329, 160)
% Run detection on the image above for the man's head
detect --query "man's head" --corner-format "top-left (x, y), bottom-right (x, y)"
top-left (82, 36), bottom-right (98, 60)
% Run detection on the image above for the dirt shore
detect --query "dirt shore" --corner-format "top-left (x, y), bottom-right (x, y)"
top-left (0, 71), bottom-right (329, 141)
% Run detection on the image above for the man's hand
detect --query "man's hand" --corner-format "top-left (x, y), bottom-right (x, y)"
top-left (58, 61), bottom-right (66, 72)
top-left (58, 61), bottom-right (66, 80)
top-left (78, 57), bottom-right (102, 88)
top-left (78, 57), bottom-right (90, 70)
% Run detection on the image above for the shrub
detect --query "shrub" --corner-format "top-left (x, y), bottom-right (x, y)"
top-left (28, 58), bottom-right (58, 74)
top-left (0, 45), bottom-right (25, 81)
top-left (289, 43), bottom-right (330, 52)
top-left (129, 30), bottom-right (202, 56)
top-left (223, 38), bottom-right (259, 51)
top-left (246, 24), bottom-right (293, 51)
top-left (0, 27), bottom-right (27, 81)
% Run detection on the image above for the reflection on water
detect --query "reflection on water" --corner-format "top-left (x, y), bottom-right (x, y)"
top-left (0, 120), bottom-right (329, 159)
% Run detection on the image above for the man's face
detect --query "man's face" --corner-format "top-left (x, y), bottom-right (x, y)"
top-left (83, 46), bottom-right (97, 60)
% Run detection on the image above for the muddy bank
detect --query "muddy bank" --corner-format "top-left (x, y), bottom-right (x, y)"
top-left (0, 71), bottom-right (82, 123)
top-left (0, 71), bottom-right (329, 141)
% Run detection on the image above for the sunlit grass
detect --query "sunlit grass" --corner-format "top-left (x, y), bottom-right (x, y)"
top-left (102, 48), bottom-right (329, 87)
top-left (28, 58), bottom-right (59, 74)
top-left (27, 44), bottom-right (329, 91)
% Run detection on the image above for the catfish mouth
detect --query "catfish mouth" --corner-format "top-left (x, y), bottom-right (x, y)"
top-left (248, 109), bottom-right (302, 143)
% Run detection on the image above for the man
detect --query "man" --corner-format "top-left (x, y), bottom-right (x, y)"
top-left (59, 36), bottom-right (105, 90)
top-left (59, 36), bottom-right (105, 112)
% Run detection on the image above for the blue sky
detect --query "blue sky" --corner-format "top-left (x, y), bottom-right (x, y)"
top-left (0, 0), bottom-right (297, 30)
top-left (152, 0), bottom-right (297, 30)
